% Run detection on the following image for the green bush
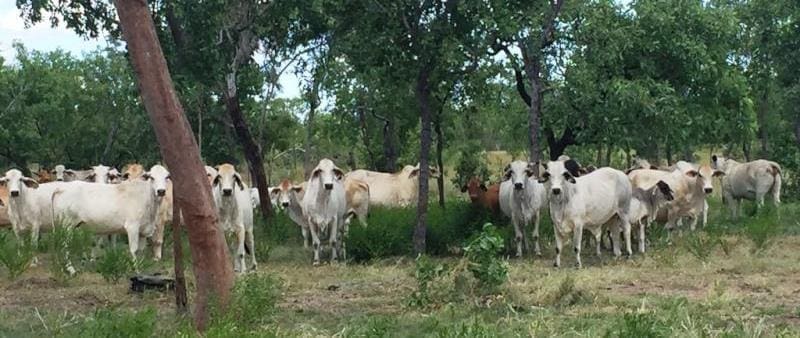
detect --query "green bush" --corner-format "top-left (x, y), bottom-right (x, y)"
top-left (407, 254), bottom-right (448, 307)
top-left (452, 142), bottom-right (489, 189)
top-left (463, 224), bottom-right (508, 293)
top-left (604, 312), bottom-right (668, 338)
top-left (95, 247), bottom-right (136, 283)
top-left (683, 231), bottom-right (717, 263)
top-left (0, 231), bottom-right (34, 280)
top-left (742, 212), bottom-right (779, 254)
top-left (42, 226), bottom-right (93, 283)
top-left (225, 273), bottom-right (283, 328)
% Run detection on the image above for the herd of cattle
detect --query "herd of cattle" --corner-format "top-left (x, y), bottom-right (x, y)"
top-left (0, 154), bottom-right (783, 270)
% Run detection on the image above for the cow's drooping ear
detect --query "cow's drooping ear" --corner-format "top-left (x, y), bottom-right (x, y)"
top-left (564, 159), bottom-right (582, 178)
top-left (460, 185), bottom-right (468, 193)
top-left (564, 172), bottom-right (577, 184)
top-left (21, 177), bottom-right (39, 189)
top-left (234, 173), bottom-right (245, 191)
top-left (142, 172), bottom-right (152, 180)
top-left (480, 183), bottom-right (487, 191)
top-left (65, 169), bottom-right (75, 176)
top-left (408, 168), bottom-right (420, 178)
top-left (213, 175), bottom-right (221, 186)
top-left (649, 165), bottom-right (658, 170)
top-left (656, 180), bottom-right (674, 201)
top-left (711, 155), bottom-right (718, 163)
top-left (685, 170), bottom-right (699, 178)
top-left (312, 169), bottom-right (322, 179)
top-left (333, 167), bottom-right (344, 181)
top-left (291, 185), bottom-right (303, 193)
top-left (122, 173), bottom-right (130, 180)
top-left (502, 165), bottom-right (512, 180)
top-left (538, 172), bottom-right (550, 184)
top-left (526, 162), bottom-right (536, 177)
top-left (712, 170), bottom-right (725, 177)
top-left (86, 173), bottom-right (96, 181)
top-left (0, 177), bottom-right (7, 186)
top-left (270, 187), bottom-right (281, 195)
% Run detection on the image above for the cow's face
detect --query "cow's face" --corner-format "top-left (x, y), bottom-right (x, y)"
top-left (408, 164), bottom-right (440, 179)
top-left (538, 160), bottom-right (576, 197)
top-left (214, 164), bottom-right (244, 197)
top-left (503, 161), bottom-right (535, 191)
top-left (122, 164), bottom-right (145, 181)
top-left (271, 180), bottom-right (303, 209)
top-left (311, 159), bottom-right (343, 191)
top-left (687, 164), bottom-right (724, 195)
top-left (87, 165), bottom-right (117, 183)
top-left (144, 165), bottom-right (170, 197)
top-left (0, 169), bottom-right (39, 197)
top-left (53, 164), bottom-right (67, 181)
top-left (461, 176), bottom-right (487, 201)
top-left (33, 169), bottom-right (54, 183)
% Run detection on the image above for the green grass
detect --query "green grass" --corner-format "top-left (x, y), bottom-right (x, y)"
top-left (1, 198), bottom-right (799, 337)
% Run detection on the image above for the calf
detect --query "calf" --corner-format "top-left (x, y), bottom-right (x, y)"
top-left (211, 164), bottom-right (256, 273)
top-left (302, 159), bottom-right (347, 265)
top-left (270, 179), bottom-right (310, 247)
top-left (344, 177), bottom-right (370, 227)
top-left (498, 162), bottom-right (548, 257)
top-left (144, 165), bottom-right (172, 261)
top-left (628, 181), bottom-right (674, 253)
top-left (0, 169), bottom-right (70, 245)
top-left (712, 155), bottom-right (781, 218)
top-left (0, 185), bottom-right (9, 228)
top-left (462, 176), bottom-right (500, 215)
top-left (345, 164), bottom-right (439, 207)
top-left (32, 169), bottom-right (55, 183)
top-left (86, 164), bottom-right (119, 184)
top-left (122, 164), bottom-right (146, 181)
top-left (540, 160), bottom-right (632, 268)
top-left (53, 164), bottom-right (92, 182)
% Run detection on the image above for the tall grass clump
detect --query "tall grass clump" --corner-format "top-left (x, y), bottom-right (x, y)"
top-left (42, 225), bottom-right (93, 283)
top-left (95, 246), bottom-right (136, 283)
top-left (741, 211), bottom-right (780, 254)
top-left (0, 230), bottom-right (34, 280)
top-left (211, 273), bottom-right (283, 330)
top-left (66, 307), bottom-right (158, 338)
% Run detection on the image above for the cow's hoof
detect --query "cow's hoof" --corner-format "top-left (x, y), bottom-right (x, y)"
top-left (312, 261), bottom-right (321, 267)
top-left (553, 262), bottom-right (559, 268)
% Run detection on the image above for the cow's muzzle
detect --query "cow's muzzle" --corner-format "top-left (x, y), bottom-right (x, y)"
top-left (56, 178), bottom-right (64, 182)
top-left (704, 187), bottom-right (713, 194)
top-left (551, 188), bottom-right (561, 195)
top-left (223, 189), bottom-right (232, 196)
top-left (281, 202), bottom-right (290, 208)
top-left (324, 183), bottom-right (333, 190)
top-left (514, 183), bottom-right (523, 190)
top-left (10, 190), bottom-right (19, 197)
top-left (157, 189), bottom-right (166, 197)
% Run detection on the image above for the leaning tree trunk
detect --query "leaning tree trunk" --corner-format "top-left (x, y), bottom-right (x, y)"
top-left (413, 66), bottom-right (434, 255)
top-left (224, 74), bottom-right (273, 217)
top-left (523, 52), bottom-right (543, 175)
top-left (113, 0), bottom-right (233, 330)
top-left (172, 204), bottom-right (187, 314)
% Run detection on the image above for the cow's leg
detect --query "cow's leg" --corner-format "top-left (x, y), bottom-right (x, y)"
top-left (573, 223), bottom-right (583, 268)
top-left (688, 215), bottom-right (699, 231)
top-left (152, 220), bottom-right (165, 261)
top-left (309, 222), bottom-right (321, 266)
top-left (125, 225), bottom-right (140, 269)
top-left (611, 222), bottom-right (622, 257)
top-left (301, 226), bottom-right (310, 249)
top-left (553, 230), bottom-right (563, 268)
top-left (235, 224), bottom-right (246, 273)
top-left (532, 212), bottom-right (542, 257)
top-left (638, 220), bottom-right (646, 254)
top-left (594, 228), bottom-right (602, 258)
top-left (513, 217), bottom-right (524, 258)
top-left (621, 217), bottom-right (632, 258)
top-left (329, 220), bottom-right (339, 263)
top-left (246, 227), bottom-right (257, 271)
top-left (702, 200), bottom-right (709, 228)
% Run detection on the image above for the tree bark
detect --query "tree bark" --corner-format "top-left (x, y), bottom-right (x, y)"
top-left (756, 88), bottom-right (769, 157)
top-left (521, 45), bottom-right (542, 173)
top-left (434, 116), bottom-right (445, 208)
top-left (303, 87), bottom-right (318, 178)
top-left (794, 114), bottom-right (800, 150)
top-left (357, 105), bottom-right (377, 170)
top-left (172, 204), bottom-right (187, 315)
top-left (604, 143), bottom-right (612, 167)
top-left (113, 0), bottom-right (233, 330)
top-left (100, 118), bottom-right (120, 164)
top-left (413, 66), bottom-right (434, 255)
top-left (546, 127), bottom-right (576, 160)
top-left (372, 111), bottom-right (397, 172)
top-left (224, 74), bottom-right (273, 217)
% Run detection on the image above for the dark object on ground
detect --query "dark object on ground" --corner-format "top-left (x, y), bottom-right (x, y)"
top-left (130, 273), bottom-right (175, 293)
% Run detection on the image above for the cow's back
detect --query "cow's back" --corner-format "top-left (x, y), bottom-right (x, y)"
top-left (726, 160), bottom-right (777, 199)
top-left (573, 168), bottom-right (630, 224)
top-left (346, 169), bottom-right (410, 206)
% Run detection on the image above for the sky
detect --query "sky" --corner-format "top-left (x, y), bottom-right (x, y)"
top-left (0, 2), bottom-right (301, 98)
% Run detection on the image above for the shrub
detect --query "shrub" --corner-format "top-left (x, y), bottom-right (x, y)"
top-left (452, 142), bottom-right (489, 189)
top-left (225, 273), bottom-right (282, 328)
top-left (463, 223), bottom-right (508, 293)
top-left (545, 275), bottom-right (592, 308)
top-left (0, 231), bottom-right (34, 280)
top-left (683, 231), bottom-right (717, 263)
top-left (69, 307), bottom-right (158, 338)
top-left (407, 254), bottom-right (448, 307)
top-left (42, 226), bottom-right (93, 283)
top-left (742, 212), bottom-right (779, 254)
top-left (95, 247), bottom-right (135, 283)
top-left (604, 312), bottom-right (668, 338)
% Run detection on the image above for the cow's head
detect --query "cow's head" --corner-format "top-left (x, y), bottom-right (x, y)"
top-left (214, 164), bottom-right (245, 197)
top-left (0, 169), bottom-right (39, 198)
top-left (685, 164), bottom-right (724, 195)
top-left (271, 179), bottom-right (304, 209)
top-left (122, 163), bottom-right (145, 181)
top-left (53, 164), bottom-right (68, 181)
top-left (538, 160), bottom-right (578, 197)
top-left (461, 176), bottom-right (487, 202)
top-left (87, 164), bottom-right (117, 184)
top-left (32, 169), bottom-right (54, 183)
top-left (710, 154), bottom-right (730, 172)
top-left (205, 166), bottom-right (218, 186)
top-left (310, 159), bottom-right (343, 191)
top-left (143, 165), bottom-right (170, 197)
top-left (408, 164), bottom-right (440, 179)
top-left (503, 161), bottom-right (536, 191)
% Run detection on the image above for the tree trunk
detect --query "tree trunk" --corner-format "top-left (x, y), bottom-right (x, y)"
top-left (113, 0), bottom-right (233, 330)
top-left (595, 143), bottom-right (603, 165)
top-left (757, 88), bottom-right (769, 157)
top-left (546, 127), bottom-right (576, 161)
top-left (665, 143), bottom-right (672, 165)
top-left (100, 118), bottom-right (120, 164)
top-left (303, 91), bottom-right (318, 178)
top-left (524, 54), bottom-right (542, 174)
top-left (172, 204), bottom-right (187, 315)
top-left (372, 111), bottom-right (398, 172)
top-left (742, 141), bottom-right (751, 162)
top-left (625, 147), bottom-right (632, 169)
top-left (795, 114), bottom-right (800, 150)
top-left (224, 73), bottom-right (273, 217)
top-left (434, 116), bottom-right (445, 208)
top-left (413, 66), bottom-right (434, 255)
top-left (604, 143), bottom-right (612, 167)
top-left (357, 105), bottom-right (377, 170)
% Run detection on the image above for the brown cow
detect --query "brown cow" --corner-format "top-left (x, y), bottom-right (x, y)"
top-left (0, 185), bottom-right (9, 228)
top-left (461, 176), bottom-right (500, 215)
top-left (32, 169), bottom-right (55, 183)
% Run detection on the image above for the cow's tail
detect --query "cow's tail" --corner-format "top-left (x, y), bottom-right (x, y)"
top-left (769, 162), bottom-right (782, 204)
top-left (50, 188), bottom-right (64, 230)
